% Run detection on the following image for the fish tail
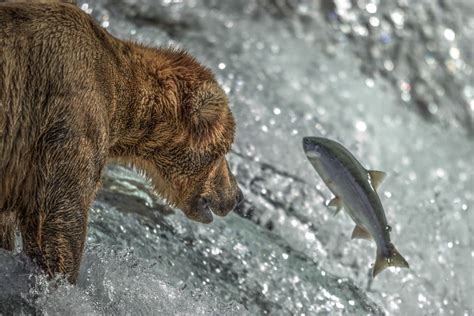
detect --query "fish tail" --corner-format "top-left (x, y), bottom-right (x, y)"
top-left (373, 244), bottom-right (409, 277)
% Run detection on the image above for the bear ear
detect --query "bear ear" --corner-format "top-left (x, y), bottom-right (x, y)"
top-left (185, 81), bottom-right (234, 137)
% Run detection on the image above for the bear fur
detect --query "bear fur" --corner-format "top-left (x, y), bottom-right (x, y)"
top-left (0, 2), bottom-right (242, 283)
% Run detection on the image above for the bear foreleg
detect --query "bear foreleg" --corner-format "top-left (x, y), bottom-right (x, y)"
top-left (19, 135), bottom-right (104, 283)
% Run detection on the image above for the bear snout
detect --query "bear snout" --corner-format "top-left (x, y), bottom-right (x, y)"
top-left (182, 186), bottom-right (243, 224)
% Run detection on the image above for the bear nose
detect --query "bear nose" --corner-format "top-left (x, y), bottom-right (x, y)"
top-left (198, 196), bottom-right (210, 208)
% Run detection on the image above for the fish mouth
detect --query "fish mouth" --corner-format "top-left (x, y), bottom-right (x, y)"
top-left (302, 137), bottom-right (321, 157)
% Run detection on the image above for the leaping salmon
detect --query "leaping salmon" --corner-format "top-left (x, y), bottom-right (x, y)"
top-left (302, 136), bottom-right (409, 277)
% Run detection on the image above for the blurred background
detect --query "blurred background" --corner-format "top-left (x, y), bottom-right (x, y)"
top-left (1, 0), bottom-right (473, 314)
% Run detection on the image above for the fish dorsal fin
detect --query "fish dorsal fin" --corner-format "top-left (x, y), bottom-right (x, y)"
top-left (351, 224), bottom-right (372, 240)
top-left (368, 170), bottom-right (386, 190)
top-left (327, 197), bottom-right (342, 215)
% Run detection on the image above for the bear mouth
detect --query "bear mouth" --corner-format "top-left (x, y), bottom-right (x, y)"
top-left (189, 195), bottom-right (240, 224)
top-left (199, 204), bottom-right (214, 223)
top-left (189, 197), bottom-right (214, 224)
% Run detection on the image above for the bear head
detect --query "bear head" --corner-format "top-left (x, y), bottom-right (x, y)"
top-left (114, 48), bottom-right (244, 223)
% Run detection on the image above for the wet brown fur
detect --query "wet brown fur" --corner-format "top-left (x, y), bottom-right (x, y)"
top-left (0, 2), bottom-right (241, 283)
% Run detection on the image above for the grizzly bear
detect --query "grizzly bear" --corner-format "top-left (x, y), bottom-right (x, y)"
top-left (0, 2), bottom-right (243, 283)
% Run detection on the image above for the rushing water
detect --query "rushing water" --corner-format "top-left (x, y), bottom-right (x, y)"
top-left (1, 0), bottom-right (473, 315)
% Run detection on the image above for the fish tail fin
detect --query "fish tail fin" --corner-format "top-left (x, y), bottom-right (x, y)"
top-left (373, 244), bottom-right (409, 277)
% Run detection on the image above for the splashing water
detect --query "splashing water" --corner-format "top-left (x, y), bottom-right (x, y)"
top-left (1, 0), bottom-right (473, 315)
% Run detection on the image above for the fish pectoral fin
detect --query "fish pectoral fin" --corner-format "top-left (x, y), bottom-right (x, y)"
top-left (351, 224), bottom-right (372, 240)
top-left (368, 170), bottom-right (386, 190)
top-left (327, 197), bottom-right (342, 215)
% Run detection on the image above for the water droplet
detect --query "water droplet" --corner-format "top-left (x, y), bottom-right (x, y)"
top-left (418, 293), bottom-right (427, 302)
top-left (262, 283), bottom-right (268, 294)
top-left (449, 47), bottom-right (460, 59)
top-left (444, 28), bottom-right (456, 41)
top-left (435, 168), bottom-right (446, 178)
top-left (400, 81), bottom-right (411, 92)
top-left (270, 44), bottom-right (280, 54)
top-left (354, 25), bottom-right (369, 36)
top-left (369, 16), bottom-right (380, 27)
top-left (81, 3), bottom-right (93, 14)
top-left (366, 3), bottom-right (377, 14)
top-left (428, 103), bottom-right (438, 114)
top-left (355, 120), bottom-right (367, 132)
top-left (365, 78), bottom-right (375, 87)
top-left (391, 11), bottom-right (405, 27)
top-left (401, 92), bottom-right (411, 102)
top-left (211, 247), bottom-right (222, 255)
top-left (384, 60), bottom-right (395, 71)
top-left (304, 232), bottom-right (315, 241)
